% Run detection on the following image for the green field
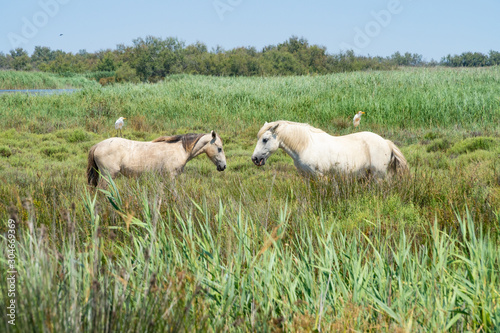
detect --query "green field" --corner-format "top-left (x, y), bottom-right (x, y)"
top-left (0, 68), bottom-right (499, 331)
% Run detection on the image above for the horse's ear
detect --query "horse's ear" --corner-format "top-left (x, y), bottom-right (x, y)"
top-left (270, 124), bottom-right (279, 133)
top-left (211, 130), bottom-right (216, 139)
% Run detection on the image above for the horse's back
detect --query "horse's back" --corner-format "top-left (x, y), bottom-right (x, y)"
top-left (309, 131), bottom-right (393, 176)
top-left (93, 137), bottom-right (135, 160)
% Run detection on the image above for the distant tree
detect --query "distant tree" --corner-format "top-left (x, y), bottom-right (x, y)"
top-left (262, 48), bottom-right (305, 75)
top-left (78, 49), bottom-right (89, 57)
top-left (262, 44), bottom-right (277, 53)
top-left (488, 50), bottom-right (500, 65)
top-left (390, 52), bottom-right (423, 66)
top-left (441, 52), bottom-right (490, 67)
top-left (427, 59), bottom-right (439, 67)
top-left (6, 34), bottom-right (498, 77)
top-left (463, 52), bottom-right (488, 66)
top-left (131, 36), bottom-right (185, 80)
top-left (183, 42), bottom-right (211, 74)
top-left (31, 46), bottom-right (55, 69)
top-left (97, 53), bottom-right (116, 71)
top-left (115, 63), bottom-right (139, 83)
top-left (225, 47), bottom-right (261, 76)
top-left (212, 45), bottom-right (225, 54)
top-left (0, 52), bottom-right (9, 69)
top-left (48, 53), bottom-right (73, 74)
top-left (10, 48), bottom-right (30, 71)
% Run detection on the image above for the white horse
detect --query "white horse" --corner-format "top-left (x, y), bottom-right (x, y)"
top-left (87, 131), bottom-right (226, 187)
top-left (251, 121), bottom-right (408, 178)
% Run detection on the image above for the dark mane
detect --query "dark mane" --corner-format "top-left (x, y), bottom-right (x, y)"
top-left (152, 133), bottom-right (204, 152)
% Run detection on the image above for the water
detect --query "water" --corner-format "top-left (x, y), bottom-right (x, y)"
top-left (0, 89), bottom-right (78, 95)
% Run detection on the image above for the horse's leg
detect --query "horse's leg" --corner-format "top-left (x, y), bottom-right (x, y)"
top-left (97, 167), bottom-right (121, 189)
top-left (167, 172), bottom-right (180, 200)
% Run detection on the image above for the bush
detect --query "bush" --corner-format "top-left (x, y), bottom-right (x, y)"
top-left (115, 63), bottom-right (140, 83)
top-left (0, 146), bottom-right (12, 157)
top-left (67, 130), bottom-right (90, 143)
top-left (85, 71), bottom-right (116, 82)
top-left (41, 146), bottom-right (68, 161)
top-left (449, 137), bottom-right (496, 154)
top-left (99, 77), bottom-right (115, 86)
top-left (426, 138), bottom-right (451, 152)
top-left (56, 129), bottom-right (91, 143)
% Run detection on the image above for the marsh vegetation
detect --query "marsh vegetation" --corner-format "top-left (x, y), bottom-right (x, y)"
top-left (0, 67), bottom-right (499, 331)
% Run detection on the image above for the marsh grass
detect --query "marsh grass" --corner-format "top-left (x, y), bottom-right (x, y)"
top-left (0, 67), bottom-right (499, 331)
top-left (1, 177), bottom-right (499, 332)
top-left (0, 71), bottom-right (99, 90)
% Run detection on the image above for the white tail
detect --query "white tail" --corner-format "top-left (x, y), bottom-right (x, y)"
top-left (387, 140), bottom-right (409, 175)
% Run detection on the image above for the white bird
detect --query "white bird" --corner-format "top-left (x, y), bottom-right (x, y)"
top-left (353, 111), bottom-right (365, 128)
top-left (115, 117), bottom-right (126, 136)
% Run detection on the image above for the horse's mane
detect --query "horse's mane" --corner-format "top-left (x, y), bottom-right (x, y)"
top-left (257, 121), bottom-right (324, 153)
top-left (152, 133), bottom-right (204, 152)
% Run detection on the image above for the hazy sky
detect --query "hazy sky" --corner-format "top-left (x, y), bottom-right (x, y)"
top-left (1, 0), bottom-right (499, 61)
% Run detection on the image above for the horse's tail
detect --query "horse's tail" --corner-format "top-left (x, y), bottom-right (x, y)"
top-left (387, 140), bottom-right (409, 175)
top-left (87, 145), bottom-right (100, 187)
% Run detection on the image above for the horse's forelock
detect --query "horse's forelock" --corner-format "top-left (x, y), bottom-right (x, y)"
top-left (257, 123), bottom-right (272, 139)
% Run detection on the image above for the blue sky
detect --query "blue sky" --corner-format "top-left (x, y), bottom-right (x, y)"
top-left (1, 0), bottom-right (499, 61)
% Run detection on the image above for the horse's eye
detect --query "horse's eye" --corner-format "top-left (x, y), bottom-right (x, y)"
top-left (218, 147), bottom-right (222, 153)
top-left (263, 138), bottom-right (268, 144)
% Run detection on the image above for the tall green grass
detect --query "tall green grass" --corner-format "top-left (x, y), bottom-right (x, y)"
top-left (1, 177), bottom-right (498, 331)
top-left (0, 70), bottom-right (99, 90)
top-left (0, 67), bottom-right (499, 331)
top-left (1, 67), bottom-right (499, 135)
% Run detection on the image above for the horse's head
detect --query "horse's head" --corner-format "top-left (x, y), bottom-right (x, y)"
top-left (204, 131), bottom-right (227, 172)
top-left (251, 122), bottom-right (281, 167)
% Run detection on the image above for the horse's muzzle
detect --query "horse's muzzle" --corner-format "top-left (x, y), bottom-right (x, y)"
top-left (217, 164), bottom-right (226, 172)
top-left (252, 156), bottom-right (265, 166)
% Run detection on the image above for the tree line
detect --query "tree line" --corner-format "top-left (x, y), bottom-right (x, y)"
top-left (1, 36), bottom-right (499, 83)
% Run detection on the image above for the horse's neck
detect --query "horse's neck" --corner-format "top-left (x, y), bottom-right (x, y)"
top-left (187, 136), bottom-right (208, 160)
top-left (279, 142), bottom-right (301, 162)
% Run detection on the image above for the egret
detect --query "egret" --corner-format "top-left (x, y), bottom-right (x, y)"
top-left (353, 111), bottom-right (365, 129)
top-left (115, 117), bottom-right (126, 136)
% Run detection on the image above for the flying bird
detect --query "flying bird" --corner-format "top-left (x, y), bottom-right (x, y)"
top-left (353, 111), bottom-right (365, 128)
top-left (59, 34), bottom-right (63, 36)
top-left (115, 117), bottom-right (126, 136)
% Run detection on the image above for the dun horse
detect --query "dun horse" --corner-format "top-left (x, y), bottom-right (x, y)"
top-left (87, 131), bottom-right (226, 187)
top-left (251, 121), bottom-right (408, 178)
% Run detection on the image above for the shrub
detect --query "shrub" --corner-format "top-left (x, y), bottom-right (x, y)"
top-left (115, 63), bottom-right (140, 83)
top-left (66, 129), bottom-right (90, 143)
top-left (0, 146), bottom-right (12, 157)
top-left (85, 71), bottom-right (116, 82)
top-left (56, 129), bottom-right (90, 143)
top-left (426, 138), bottom-right (451, 152)
top-left (41, 146), bottom-right (68, 159)
top-left (449, 137), bottom-right (496, 154)
top-left (99, 77), bottom-right (115, 86)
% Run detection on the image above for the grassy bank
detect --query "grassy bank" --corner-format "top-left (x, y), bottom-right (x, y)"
top-left (0, 67), bottom-right (499, 331)
top-left (0, 70), bottom-right (99, 90)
